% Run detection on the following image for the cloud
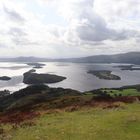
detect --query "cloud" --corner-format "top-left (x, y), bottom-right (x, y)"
top-left (3, 6), bottom-right (25, 23)
top-left (46, 0), bottom-right (138, 45)
top-left (8, 27), bottom-right (27, 37)
top-left (75, 15), bottom-right (119, 42)
top-left (94, 0), bottom-right (140, 29)
top-left (12, 37), bottom-right (39, 46)
top-left (0, 0), bottom-right (140, 57)
top-left (9, 28), bottom-right (39, 46)
top-left (0, 42), bottom-right (8, 48)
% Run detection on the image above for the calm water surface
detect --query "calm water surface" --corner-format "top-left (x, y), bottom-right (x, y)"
top-left (0, 62), bottom-right (140, 92)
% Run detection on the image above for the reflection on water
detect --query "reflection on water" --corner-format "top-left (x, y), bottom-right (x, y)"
top-left (0, 62), bottom-right (140, 92)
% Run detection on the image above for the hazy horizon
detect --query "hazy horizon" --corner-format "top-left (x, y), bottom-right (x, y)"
top-left (0, 0), bottom-right (140, 57)
top-left (0, 51), bottom-right (139, 59)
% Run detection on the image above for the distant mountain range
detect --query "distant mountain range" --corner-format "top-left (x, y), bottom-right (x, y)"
top-left (61, 52), bottom-right (140, 64)
top-left (0, 52), bottom-right (140, 64)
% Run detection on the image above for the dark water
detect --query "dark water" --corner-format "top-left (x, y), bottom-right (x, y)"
top-left (0, 62), bottom-right (140, 92)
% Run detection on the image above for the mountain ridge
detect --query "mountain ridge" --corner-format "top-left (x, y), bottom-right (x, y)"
top-left (0, 52), bottom-right (140, 64)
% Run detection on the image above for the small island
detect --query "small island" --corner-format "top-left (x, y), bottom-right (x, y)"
top-left (0, 76), bottom-right (11, 81)
top-left (88, 70), bottom-right (121, 80)
top-left (26, 63), bottom-right (46, 69)
top-left (33, 66), bottom-right (43, 69)
top-left (23, 70), bottom-right (66, 84)
top-left (114, 65), bottom-right (140, 71)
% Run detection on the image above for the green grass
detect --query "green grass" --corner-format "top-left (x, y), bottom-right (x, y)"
top-left (1, 103), bottom-right (140, 140)
top-left (102, 89), bottom-right (140, 97)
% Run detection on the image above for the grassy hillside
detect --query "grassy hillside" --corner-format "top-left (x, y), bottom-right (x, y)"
top-left (0, 103), bottom-right (140, 140)
top-left (102, 89), bottom-right (140, 97)
top-left (0, 85), bottom-right (140, 140)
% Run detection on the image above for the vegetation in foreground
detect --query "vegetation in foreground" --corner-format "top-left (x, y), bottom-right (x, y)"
top-left (0, 84), bottom-right (140, 140)
top-left (0, 103), bottom-right (139, 140)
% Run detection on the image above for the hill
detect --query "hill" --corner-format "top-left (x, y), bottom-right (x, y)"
top-left (0, 85), bottom-right (140, 140)
top-left (61, 52), bottom-right (140, 64)
top-left (1, 52), bottom-right (140, 64)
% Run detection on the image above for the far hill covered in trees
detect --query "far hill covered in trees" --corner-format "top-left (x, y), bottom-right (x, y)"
top-left (0, 52), bottom-right (140, 64)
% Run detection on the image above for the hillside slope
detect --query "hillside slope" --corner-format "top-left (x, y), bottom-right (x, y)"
top-left (0, 85), bottom-right (140, 140)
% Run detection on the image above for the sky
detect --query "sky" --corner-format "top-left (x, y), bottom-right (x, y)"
top-left (0, 0), bottom-right (140, 58)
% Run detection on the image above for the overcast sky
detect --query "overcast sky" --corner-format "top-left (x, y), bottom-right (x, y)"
top-left (0, 0), bottom-right (140, 58)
